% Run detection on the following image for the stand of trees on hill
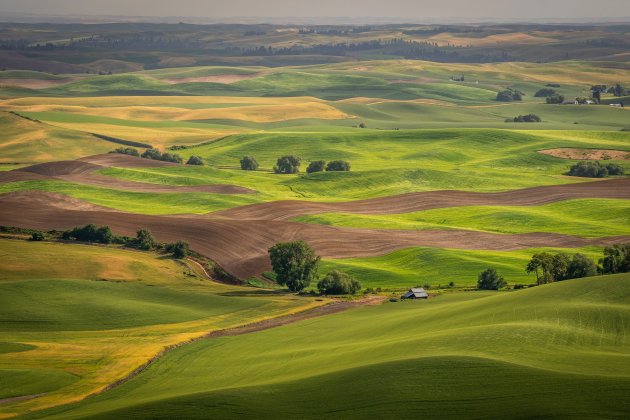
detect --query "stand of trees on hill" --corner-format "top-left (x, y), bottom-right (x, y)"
top-left (496, 88), bottom-right (523, 102)
top-left (186, 156), bottom-right (204, 166)
top-left (600, 243), bottom-right (630, 274)
top-left (546, 94), bottom-right (565, 104)
top-left (141, 148), bottom-right (183, 164)
top-left (535, 88), bottom-right (557, 97)
top-left (110, 147), bottom-right (139, 157)
top-left (506, 114), bottom-right (541, 123)
top-left (526, 252), bottom-right (598, 285)
top-left (59, 225), bottom-right (188, 258)
top-left (306, 160), bottom-right (351, 173)
top-left (567, 161), bottom-right (625, 178)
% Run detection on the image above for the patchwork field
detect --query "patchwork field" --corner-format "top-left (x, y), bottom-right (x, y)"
top-left (0, 22), bottom-right (629, 419)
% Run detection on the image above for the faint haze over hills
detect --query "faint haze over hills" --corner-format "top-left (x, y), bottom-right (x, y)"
top-left (1, 0), bottom-right (630, 24)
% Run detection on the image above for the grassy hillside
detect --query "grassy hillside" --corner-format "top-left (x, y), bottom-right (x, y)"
top-left (319, 246), bottom-right (604, 289)
top-left (0, 112), bottom-right (114, 164)
top-left (0, 239), bottom-right (318, 417)
top-left (32, 274), bottom-right (630, 419)
top-left (295, 198), bottom-right (630, 238)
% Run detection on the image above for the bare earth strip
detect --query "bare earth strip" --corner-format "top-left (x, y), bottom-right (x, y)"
top-left (539, 148), bottom-right (630, 161)
top-left (0, 190), bottom-right (628, 279)
top-left (0, 155), bottom-right (255, 195)
top-left (214, 178), bottom-right (630, 220)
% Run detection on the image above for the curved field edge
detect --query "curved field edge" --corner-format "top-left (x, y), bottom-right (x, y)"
top-left (28, 274), bottom-right (630, 419)
top-left (293, 198), bottom-right (630, 238)
top-left (0, 239), bottom-right (323, 418)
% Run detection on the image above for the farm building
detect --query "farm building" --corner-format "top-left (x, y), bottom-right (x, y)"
top-left (402, 288), bottom-right (428, 299)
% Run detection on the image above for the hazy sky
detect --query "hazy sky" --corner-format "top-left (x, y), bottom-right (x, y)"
top-left (1, 0), bottom-right (629, 21)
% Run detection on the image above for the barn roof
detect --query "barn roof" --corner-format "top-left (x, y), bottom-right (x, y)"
top-left (402, 288), bottom-right (428, 298)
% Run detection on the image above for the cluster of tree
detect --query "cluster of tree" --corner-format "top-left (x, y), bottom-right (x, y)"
top-left (306, 160), bottom-right (351, 173)
top-left (534, 88), bottom-right (557, 97)
top-left (141, 148), bottom-right (183, 164)
top-left (240, 156), bottom-right (259, 170)
top-left (526, 252), bottom-right (598, 284)
top-left (546, 94), bottom-right (565, 104)
top-left (274, 156), bottom-right (301, 174)
top-left (60, 224), bottom-right (189, 258)
top-left (477, 268), bottom-right (507, 290)
top-left (110, 147), bottom-right (139, 157)
top-left (268, 240), bottom-right (363, 295)
top-left (317, 270), bottom-right (362, 295)
top-left (592, 84), bottom-right (627, 97)
top-left (62, 224), bottom-right (116, 244)
top-left (186, 156), bottom-right (204, 166)
top-left (567, 161), bottom-right (625, 178)
top-left (600, 243), bottom-right (630, 274)
top-left (496, 88), bottom-right (523, 102)
top-left (506, 114), bottom-right (542, 123)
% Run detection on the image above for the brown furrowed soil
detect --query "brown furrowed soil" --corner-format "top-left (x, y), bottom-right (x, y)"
top-left (1, 190), bottom-right (628, 279)
top-left (214, 178), bottom-right (630, 220)
top-left (539, 148), bottom-right (630, 161)
top-left (0, 155), bottom-right (255, 194)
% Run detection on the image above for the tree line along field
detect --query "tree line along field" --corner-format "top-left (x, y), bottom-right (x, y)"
top-left (0, 22), bottom-right (630, 419)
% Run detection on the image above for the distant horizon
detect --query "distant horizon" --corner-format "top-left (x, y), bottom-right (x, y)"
top-left (1, 11), bottom-right (630, 26)
top-left (2, 0), bottom-right (630, 25)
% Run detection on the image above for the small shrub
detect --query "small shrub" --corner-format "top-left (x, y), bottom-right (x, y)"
top-left (160, 152), bottom-right (183, 164)
top-left (166, 240), bottom-right (189, 258)
top-left (317, 270), bottom-right (362, 295)
top-left (534, 88), bottom-right (557, 97)
top-left (127, 228), bottom-right (156, 251)
top-left (448, 281), bottom-right (455, 288)
top-left (30, 231), bottom-right (45, 241)
top-left (111, 147), bottom-right (139, 157)
top-left (186, 156), bottom-right (204, 166)
top-left (514, 284), bottom-right (525, 290)
top-left (546, 94), bottom-right (565, 104)
top-left (306, 160), bottom-right (326, 174)
top-left (240, 156), bottom-right (259, 170)
top-left (567, 161), bottom-right (625, 178)
top-left (325, 160), bottom-right (350, 172)
top-left (508, 114), bottom-right (542, 123)
top-left (389, 298), bottom-right (399, 302)
top-left (141, 148), bottom-right (162, 160)
top-left (477, 268), bottom-right (507, 290)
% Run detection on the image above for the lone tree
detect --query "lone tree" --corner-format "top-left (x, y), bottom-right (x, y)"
top-left (166, 240), bottom-right (189, 259)
top-left (477, 268), bottom-right (507, 290)
top-left (268, 241), bottom-right (320, 292)
top-left (240, 156), bottom-right (259, 171)
top-left (325, 160), bottom-right (351, 172)
top-left (186, 155), bottom-right (204, 166)
top-left (306, 160), bottom-right (326, 174)
top-left (274, 155), bottom-right (301, 174)
top-left (317, 270), bottom-right (362, 295)
top-left (129, 228), bottom-right (156, 251)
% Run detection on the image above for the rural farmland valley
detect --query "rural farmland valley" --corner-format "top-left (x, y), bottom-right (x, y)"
top-left (0, 2), bottom-right (630, 419)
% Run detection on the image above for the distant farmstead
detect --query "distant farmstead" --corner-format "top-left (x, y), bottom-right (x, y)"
top-left (402, 288), bottom-right (428, 299)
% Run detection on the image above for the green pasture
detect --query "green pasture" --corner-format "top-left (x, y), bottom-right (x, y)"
top-left (319, 246), bottom-right (605, 289)
top-left (295, 198), bottom-right (630, 238)
top-left (31, 274), bottom-right (630, 419)
top-left (0, 239), bottom-right (317, 417)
